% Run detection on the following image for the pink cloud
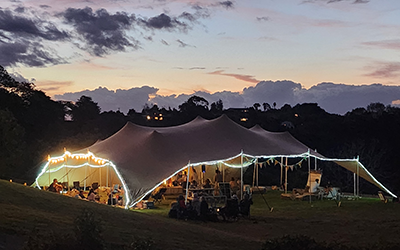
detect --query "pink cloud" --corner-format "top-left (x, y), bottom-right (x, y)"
top-left (36, 80), bottom-right (74, 95)
top-left (208, 70), bottom-right (260, 83)
top-left (364, 62), bottom-right (400, 79)
top-left (392, 100), bottom-right (400, 105)
top-left (362, 40), bottom-right (400, 50)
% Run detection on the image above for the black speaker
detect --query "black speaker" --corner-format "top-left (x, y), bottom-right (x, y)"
top-left (202, 164), bottom-right (206, 173)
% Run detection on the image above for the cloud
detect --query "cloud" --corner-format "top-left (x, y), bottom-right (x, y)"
top-left (36, 80), bottom-right (74, 92)
top-left (256, 16), bottom-right (269, 22)
top-left (296, 82), bottom-right (400, 114)
top-left (208, 70), bottom-right (260, 83)
top-left (55, 86), bottom-right (159, 113)
top-left (173, 66), bottom-right (205, 70)
top-left (137, 13), bottom-right (189, 32)
top-left (150, 80), bottom-right (400, 114)
top-left (61, 7), bottom-right (139, 56)
top-left (303, 0), bottom-right (369, 4)
top-left (313, 19), bottom-right (349, 28)
top-left (0, 9), bottom-right (69, 41)
top-left (54, 81), bottom-right (400, 115)
top-left (0, 40), bottom-right (65, 67)
top-left (0, 8), bottom-right (68, 66)
top-left (218, 1), bottom-right (235, 9)
top-left (0, 3), bottom-right (231, 66)
top-left (392, 100), bottom-right (400, 106)
top-left (179, 12), bottom-right (198, 22)
top-left (9, 71), bottom-right (30, 82)
top-left (161, 39), bottom-right (169, 45)
top-left (362, 40), bottom-right (400, 50)
top-left (364, 62), bottom-right (400, 79)
top-left (177, 39), bottom-right (195, 48)
top-left (14, 6), bottom-right (25, 13)
top-left (189, 4), bottom-right (211, 19)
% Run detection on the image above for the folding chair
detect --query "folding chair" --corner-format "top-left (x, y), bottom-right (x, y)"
top-left (152, 188), bottom-right (167, 204)
top-left (281, 170), bottom-right (322, 200)
top-left (378, 191), bottom-right (388, 203)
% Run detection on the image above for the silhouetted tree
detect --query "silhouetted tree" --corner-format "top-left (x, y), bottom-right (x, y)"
top-left (253, 103), bottom-right (261, 111)
top-left (0, 109), bottom-right (26, 179)
top-left (179, 95), bottom-right (210, 121)
top-left (367, 102), bottom-right (386, 118)
top-left (70, 96), bottom-right (101, 122)
top-left (262, 102), bottom-right (271, 111)
top-left (0, 65), bottom-right (18, 88)
top-left (210, 99), bottom-right (223, 116)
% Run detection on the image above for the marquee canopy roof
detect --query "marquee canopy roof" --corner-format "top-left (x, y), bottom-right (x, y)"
top-left (36, 115), bottom-right (396, 208)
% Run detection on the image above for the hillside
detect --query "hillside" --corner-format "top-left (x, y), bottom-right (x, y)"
top-left (2, 180), bottom-right (400, 250)
top-left (0, 180), bottom-right (261, 250)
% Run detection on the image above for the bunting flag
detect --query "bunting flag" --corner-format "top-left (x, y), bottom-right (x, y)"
top-left (273, 158), bottom-right (305, 171)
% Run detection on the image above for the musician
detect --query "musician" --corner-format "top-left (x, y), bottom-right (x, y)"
top-left (48, 178), bottom-right (63, 192)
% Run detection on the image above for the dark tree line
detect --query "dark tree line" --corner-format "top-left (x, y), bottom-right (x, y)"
top-left (1, 65), bottom-right (400, 195)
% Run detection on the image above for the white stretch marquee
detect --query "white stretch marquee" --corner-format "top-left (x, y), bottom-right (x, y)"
top-left (35, 115), bottom-right (396, 208)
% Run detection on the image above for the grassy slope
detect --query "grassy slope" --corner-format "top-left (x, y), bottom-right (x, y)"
top-left (0, 180), bottom-right (260, 250)
top-left (1, 180), bottom-right (400, 249)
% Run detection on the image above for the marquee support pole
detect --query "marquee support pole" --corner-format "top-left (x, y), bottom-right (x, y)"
top-left (48, 155), bottom-right (51, 189)
top-left (252, 158), bottom-right (257, 187)
top-left (280, 156), bottom-right (283, 188)
top-left (357, 156), bottom-right (360, 199)
top-left (308, 149), bottom-right (311, 204)
top-left (284, 166), bottom-right (288, 194)
top-left (106, 164), bottom-right (109, 188)
top-left (99, 165), bottom-right (102, 187)
top-left (185, 161), bottom-right (191, 205)
top-left (354, 173), bottom-right (356, 197)
top-left (314, 149), bottom-right (317, 170)
top-left (241, 150), bottom-right (244, 200)
top-left (84, 165), bottom-right (87, 191)
top-left (222, 162), bottom-right (225, 183)
top-left (257, 161), bottom-right (259, 187)
top-left (66, 155), bottom-right (69, 192)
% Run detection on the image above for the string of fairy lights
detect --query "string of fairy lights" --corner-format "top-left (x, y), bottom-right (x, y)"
top-left (36, 150), bottom-right (397, 208)
top-left (35, 150), bottom-right (131, 209)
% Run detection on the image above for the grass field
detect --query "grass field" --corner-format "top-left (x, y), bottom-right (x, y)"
top-left (1, 179), bottom-right (400, 249)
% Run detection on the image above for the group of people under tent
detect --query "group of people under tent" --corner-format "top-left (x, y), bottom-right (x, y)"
top-left (166, 168), bottom-right (243, 196)
top-left (168, 191), bottom-right (253, 222)
top-left (47, 178), bottom-right (125, 206)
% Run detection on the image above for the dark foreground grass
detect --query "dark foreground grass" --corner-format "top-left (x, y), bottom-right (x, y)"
top-left (1, 180), bottom-right (400, 249)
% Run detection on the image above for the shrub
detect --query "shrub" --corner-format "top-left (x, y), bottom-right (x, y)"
top-left (74, 208), bottom-right (105, 250)
top-left (126, 237), bottom-right (156, 250)
top-left (262, 235), bottom-right (325, 250)
top-left (23, 228), bottom-right (74, 250)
